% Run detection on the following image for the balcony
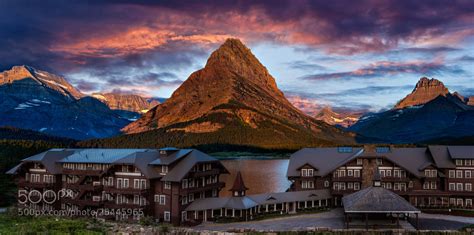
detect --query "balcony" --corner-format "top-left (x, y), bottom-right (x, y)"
top-left (332, 176), bottom-right (362, 182)
top-left (181, 182), bottom-right (225, 194)
top-left (381, 177), bottom-right (410, 182)
top-left (189, 169), bottom-right (221, 177)
top-left (67, 184), bottom-right (103, 191)
top-left (103, 186), bottom-right (149, 194)
top-left (18, 180), bottom-right (56, 189)
top-left (62, 169), bottom-right (104, 176)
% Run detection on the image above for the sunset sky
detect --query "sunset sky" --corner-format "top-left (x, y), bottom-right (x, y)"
top-left (1, 0), bottom-right (473, 112)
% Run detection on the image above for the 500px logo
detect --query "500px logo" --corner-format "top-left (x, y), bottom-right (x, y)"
top-left (18, 189), bottom-right (74, 204)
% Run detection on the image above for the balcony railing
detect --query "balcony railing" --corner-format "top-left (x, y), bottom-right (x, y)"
top-left (62, 198), bottom-right (103, 207)
top-left (18, 180), bottom-right (56, 188)
top-left (67, 184), bottom-right (103, 191)
top-left (62, 169), bottom-right (104, 176)
top-left (189, 169), bottom-right (221, 177)
top-left (103, 186), bottom-right (149, 194)
top-left (331, 176), bottom-right (362, 181)
top-left (181, 182), bottom-right (225, 193)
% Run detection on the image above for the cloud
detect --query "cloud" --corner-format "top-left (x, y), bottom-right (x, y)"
top-left (302, 60), bottom-right (465, 80)
top-left (284, 60), bottom-right (327, 71)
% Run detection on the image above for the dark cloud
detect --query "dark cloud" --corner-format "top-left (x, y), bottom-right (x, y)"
top-left (458, 55), bottom-right (474, 62)
top-left (302, 61), bottom-right (465, 80)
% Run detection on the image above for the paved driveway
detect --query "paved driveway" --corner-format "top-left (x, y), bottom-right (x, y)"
top-left (191, 208), bottom-right (474, 232)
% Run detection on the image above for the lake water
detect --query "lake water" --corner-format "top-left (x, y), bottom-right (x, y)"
top-left (219, 159), bottom-right (291, 197)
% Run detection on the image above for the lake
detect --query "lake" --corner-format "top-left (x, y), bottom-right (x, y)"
top-left (219, 159), bottom-right (291, 196)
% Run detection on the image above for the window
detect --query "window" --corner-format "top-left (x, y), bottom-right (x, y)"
top-left (354, 182), bottom-right (360, 190)
top-left (431, 182), bottom-right (437, 189)
top-left (449, 183), bottom-right (456, 191)
top-left (189, 179), bottom-right (195, 187)
top-left (182, 179), bottom-right (188, 189)
top-left (339, 170), bottom-right (346, 177)
top-left (354, 170), bottom-right (360, 178)
top-left (386, 170), bottom-right (392, 177)
top-left (466, 171), bottom-right (471, 179)
top-left (134, 195), bottom-right (140, 205)
top-left (408, 181), bottom-right (413, 188)
top-left (357, 159), bottom-right (363, 165)
top-left (456, 160), bottom-right (463, 166)
top-left (380, 170), bottom-right (386, 177)
top-left (338, 147), bottom-right (353, 153)
top-left (140, 179), bottom-right (147, 189)
top-left (164, 181), bottom-right (171, 189)
top-left (134, 179), bottom-right (140, 189)
top-left (466, 160), bottom-right (472, 166)
top-left (401, 170), bottom-right (406, 178)
top-left (307, 169), bottom-right (314, 177)
top-left (450, 198), bottom-right (456, 205)
top-left (181, 195), bottom-right (188, 205)
top-left (385, 183), bottom-right (392, 189)
top-left (466, 183), bottom-right (472, 191)
top-left (301, 169), bottom-right (307, 177)
top-left (431, 170), bottom-right (437, 178)
top-left (394, 183), bottom-right (400, 191)
top-left (324, 181), bottom-right (330, 187)
top-left (400, 183), bottom-right (406, 191)
top-left (423, 182), bottom-right (430, 190)
top-left (348, 182), bottom-right (353, 189)
top-left (308, 181), bottom-right (314, 189)
top-left (160, 195), bottom-right (166, 205)
top-left (457, 170), bottom-right (463, 178)
top-left (457, 199), bottom-right (464, 206)
top-left (161, 165), bottom-right (168, 174)
top-left (376, 158), bottom-right (383, 166)
top-left (457, 183), bottom-right (463, 191)
top-left (302, 180), bottom-right (314, 189)
top-left (466, 199), bottom-right (472, 207)
top-left (394, 170), bottom-right (400, 178)
top-left (449, 170), bottom-right (455, 178)
top-left (212, 189), bottom-right (218, 197)
top-left (189, 194), bottom-right (194, 202)
top-left (347, 170), bottom-right (353, 177)
top-left (376, 147), bottom-right (390, 153)
top-left (123, 179), bottom-right (129, 188)
top-left (164, 211), bottom-right (171, 222)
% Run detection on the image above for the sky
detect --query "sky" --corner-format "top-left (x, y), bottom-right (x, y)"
top-left (0, 0), bottom-right (473, 113)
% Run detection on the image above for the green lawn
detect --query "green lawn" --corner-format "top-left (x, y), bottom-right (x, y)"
top-left (0, 212), bottom-right (108, 234)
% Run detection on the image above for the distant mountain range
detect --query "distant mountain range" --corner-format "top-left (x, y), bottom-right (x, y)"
top-left (314, 106), bottom-right (363, 128)
top-left (0, 65), bottom-right (156, 139)
top-left (349, 77), bottom-right (474, 143)
top-left (79, 39), bottom-right (354, 150)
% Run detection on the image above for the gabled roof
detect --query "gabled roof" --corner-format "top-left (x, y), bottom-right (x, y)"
top-left (384, 148), bottom-right (434, 178)
top-left (161, 149), bottom-right (227, 182)
top-left (342, 186), bottom-right (420, 213)
top-left (428, 146), bottom-right (456, 168)
top-left (149, 149), bottom-right (193, 165)
top-left (8, 149), bottom-right (76, 174)
top-left (448, 146), bottom-right (474, 159)
top-left (287, 147), bottom-right (363, 177)
top-left (112, 151), bottom-right (161, 178)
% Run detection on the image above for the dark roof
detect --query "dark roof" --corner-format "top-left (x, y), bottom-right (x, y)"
top-left (383, 148), bottom-right (434, 177)
top-left (230, 171), bottom-right (248, 192)
top-left (428, 146), bottom-right (456, 168)
top-left (186, 189), bottom-right (331, 211)
top-left (342, 186), bottom-right (420, 213)
top-left (58, 149), bottom-right (150, 163)
top-left (287, 147), bottom-right (364, 177)
top-left (448, 146), bottom-right (474, 159)
top-left (8, 149), bottom-right (76, 174)
top-left (149, 149), bottom-right (192, 165)
top-left (112, 151), bottom-right (161, 178)
top-left (161, 149), bottom-right (228, 182)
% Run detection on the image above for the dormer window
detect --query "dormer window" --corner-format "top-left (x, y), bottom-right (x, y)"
top-left (456, 160), bottom-right (463, 166)
top-left (357, 159), bottom-right (363, 165)
top-left (301, 168), bottom-right (314, 177)
top-left (465, 160), bottom-right (472, 166)
top-left (161, 165), bottom-right (168, 174)
top-left (338, 147), bottom-right (353, 153)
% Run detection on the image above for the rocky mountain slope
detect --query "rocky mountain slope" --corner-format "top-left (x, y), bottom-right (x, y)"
top-left (92, 93), bottom-right (159, 113)
top-left (91, 39), bottom-right (354, 149)
top-left (350, 77), bottom-right (474, 143)
top-left (394, 77), bottom-right (449, 109)
top-left (314, 106), bottom-right (363, 128)
top-left (0, 65), bottom-right (130, 139)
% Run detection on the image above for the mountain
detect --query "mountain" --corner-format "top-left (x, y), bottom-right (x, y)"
top-left (91, 93), bottom-right (159, 113)
top-left (394, 77), bottom-right (449, 109)
top-left (350, 77), bottom-right (474, 143)
top-left (87, 39), bottom-right (354, 150)
top-left (468, 96), bottom-right (474, 106)
top-left (0, 65), bottom-right (131, 139)
top-left (0, 126), bottom-right (74, 143)
top-left (314, 106), bottom-right (363, 128)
